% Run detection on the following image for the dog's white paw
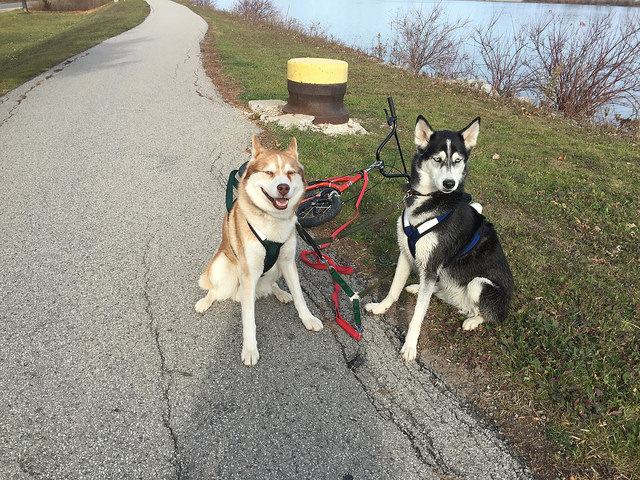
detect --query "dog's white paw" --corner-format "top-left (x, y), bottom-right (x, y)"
top-left (195, 297), bottom-right (212, 314)
top-left (241, 344), bottom-right (260, 367)
top-left (272, 285), bottom-right (293, 304)
top-left (364, 302), bottom-right (389, 315)
top-left (301, 314), bottom-right (323, 332)
top-left (400, 341), bottom-right (418, 362)
top-left (462, 316), bottom-right (484, 331)
top-left (405, 284), bottom-right (419, 295)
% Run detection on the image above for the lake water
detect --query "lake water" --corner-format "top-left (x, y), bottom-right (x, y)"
top-left (213, 0), bottom-right (639, 118)
top-left (215, 0), bottom-right (634, 52)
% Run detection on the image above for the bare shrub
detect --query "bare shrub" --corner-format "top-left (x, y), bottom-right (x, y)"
top-left (471, 13), bottom-right (532, 97)
top-left (305, 21), bottom-right (331, 42)
top-left (232, 0), bottom-right (278, 22)
top-left (191, 0), bottom-right (215, 7)
top-left (388, 4), bottom-right (469, 77)
top-left (369, 33), bottom-right (388, 62)
top-left (274, 15), bottom-right (333, 42)
top-left (527, 11), bottom-right (640, 119)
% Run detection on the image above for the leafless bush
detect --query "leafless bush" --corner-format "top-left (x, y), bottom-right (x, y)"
top-left (232, 0), bottom-right (278, 22)
top-left (388, 4), bottom-right (469, 77)
top-left (471, 13), bottom-right (532, 97)
top-left (191, 0), bottom-right (215, 7)
top-left (305, 21), bottom-right (331, 42)
top-left (370, 33), bottom-right (388, 62)
top-left (275, 15), bottom-right (333, 42)
top-left (527, 11), bottom-right (640, 119)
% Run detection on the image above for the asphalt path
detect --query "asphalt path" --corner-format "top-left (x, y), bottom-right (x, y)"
top-left (0, 0), bottom-right (533, 478)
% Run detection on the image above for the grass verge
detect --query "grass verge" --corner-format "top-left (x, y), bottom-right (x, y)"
top-left (0, 0), bottom-right (149, 96)
top-left (199, 5), bottom-right (639, 478)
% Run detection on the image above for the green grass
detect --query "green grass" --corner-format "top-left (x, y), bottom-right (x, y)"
top-left (0, 0), bottom-right (149, 95)
top-left (189, 7), bottom-right (640, 476)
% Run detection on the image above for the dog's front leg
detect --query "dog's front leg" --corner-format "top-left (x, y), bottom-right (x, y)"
top-left (280, 260), bottom-right (323, 332)
top-left (401, 274), bottom-right (437, 362)
top-left (365, 252), bottom-right (412, 315)
top-left (239, 270), bottom-right (260, 367)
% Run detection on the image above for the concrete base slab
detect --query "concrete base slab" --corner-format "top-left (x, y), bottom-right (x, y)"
top-left (248, 99), bottom-right (368, 136)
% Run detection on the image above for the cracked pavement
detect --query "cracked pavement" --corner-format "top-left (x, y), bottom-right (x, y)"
top-left (0, 0), bottom-right (532, 478)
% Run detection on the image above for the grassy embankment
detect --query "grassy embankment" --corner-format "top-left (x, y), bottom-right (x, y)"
top-left (189, 6), bottom-right (639, 478)
top-left (0, 0), bottom-right (149, 96)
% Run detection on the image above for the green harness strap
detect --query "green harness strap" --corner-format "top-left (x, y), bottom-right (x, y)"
top-left (328, 265), bottom-right (362, 329)
top-left (226, 168), bottom-right (240, 213)
top-left (225, 163), bottom-right (282, 276)
top-left (247, 222), bottom-right (283, 276)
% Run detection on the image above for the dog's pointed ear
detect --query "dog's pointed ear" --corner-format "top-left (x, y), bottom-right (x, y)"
top-left (286, 137), bottom-right (298, 157)
top-left (460, 117), bottom-right (481, 151)
top-left (251, 134), bottom-right (265, 160)
top-left (415, 115), bottom-right (434, 150)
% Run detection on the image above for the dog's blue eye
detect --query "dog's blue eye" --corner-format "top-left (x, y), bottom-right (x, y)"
top-left (432, 157), bottom-right (442, 163)
top-left (264, 171), bottom-right (274, 176)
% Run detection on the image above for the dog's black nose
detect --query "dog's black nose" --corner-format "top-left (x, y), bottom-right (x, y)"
top-left (443, 179), bottom-right (456, 190)
top-left (277, 183), bottom-right (290, 196)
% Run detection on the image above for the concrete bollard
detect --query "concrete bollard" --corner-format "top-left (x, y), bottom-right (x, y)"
top-left (282, 58), bottom-right (349, 125)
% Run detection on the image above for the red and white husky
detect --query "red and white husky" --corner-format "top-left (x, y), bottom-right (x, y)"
top-left (195, 135), bottom-right (322, 366)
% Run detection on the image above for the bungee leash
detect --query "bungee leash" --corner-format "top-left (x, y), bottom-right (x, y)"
top-left (297, 223), bottom-right (363, 340)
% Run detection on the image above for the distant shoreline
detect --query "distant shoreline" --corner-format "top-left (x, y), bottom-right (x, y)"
top-left (478, 0), bottom-right (639, 5)
top-left (524, 0), bottom-right (638, 5)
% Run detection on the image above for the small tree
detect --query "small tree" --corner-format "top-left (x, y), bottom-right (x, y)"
top-left (471, 13), bottom-right (531, 97)
top-left (389, 4), bottom-right (468, 77)
top-left (527, 11), bottom-right (640, 119)
top-left (22, 0), bottom-right (29, 12)
top-left (232, 0), bottom-right (278, 22)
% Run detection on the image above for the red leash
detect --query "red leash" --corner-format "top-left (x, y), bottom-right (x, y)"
top-left (300, 171), bottom-right (369, 340)
top-left (325, 170), bottom-right (369, 244)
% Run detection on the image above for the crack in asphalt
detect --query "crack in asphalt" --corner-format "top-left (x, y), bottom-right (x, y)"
top-left (0, 54), bottom-right (88, 128)
top-left (191, 47), bottom-right (216, 102)
top-left (300, 264), bottom-right (529, 479)
top-left (332, 324), bottom-right (452, 478)
top-left (299, 273), bottom-right (451, 477)
top-left (142, 236), bottom-right (183, 480)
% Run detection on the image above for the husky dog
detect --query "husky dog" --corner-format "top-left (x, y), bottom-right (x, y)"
top-left (195, 135), bottom-right (322, 367)
top-left (365, 116), bottom-right (513, 362)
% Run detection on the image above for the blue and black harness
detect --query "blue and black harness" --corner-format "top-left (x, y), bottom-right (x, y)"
top-left (402, 199), bottom-right (484, 265)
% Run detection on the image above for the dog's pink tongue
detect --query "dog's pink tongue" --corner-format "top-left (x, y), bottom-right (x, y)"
top-left (274, 198), bottom-right (288, 210)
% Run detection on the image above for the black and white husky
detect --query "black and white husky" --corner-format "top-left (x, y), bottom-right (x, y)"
top-left (365, 115), bottom-right (513, 362)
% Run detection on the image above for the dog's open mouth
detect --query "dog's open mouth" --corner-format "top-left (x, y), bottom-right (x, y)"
top-left (262, 188), bottom-right (289, 210)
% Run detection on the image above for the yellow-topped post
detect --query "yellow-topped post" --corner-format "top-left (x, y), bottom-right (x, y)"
top-left (282, 58), bottom-right (349, 124)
